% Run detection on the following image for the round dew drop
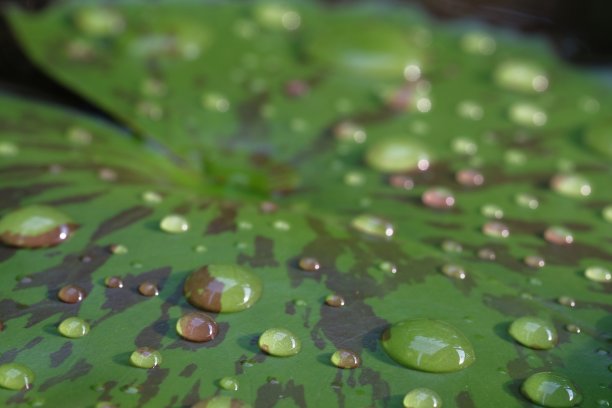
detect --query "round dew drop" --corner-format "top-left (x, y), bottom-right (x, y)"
top-left (331, 349), bottom-right (361, 369)
top-left (0, 205), bottom-right (77, 249)
top-left (58, 284), bottom-right (87, 304)
top-left (58, 317), bottom-right (90, 338)
top-left (584, 266), bottom-right (611, 283)
top-left (509, 316), bottom-right (557, 350)
top-left (521, 372), bottom-right (582, 407)
top-left (403, 388), bottom-right (442, 408)
top-left (298, 257), bottom-right (320, 272)
top-left (176, 312), bottom-right (218, 342)
top-left (365, 138), bottom-right (430, 173)
top-left (351, 214), bottom-right (394, 238)
top-left (258, 328), bottom-right (301, 357)
top-left (218, 376), bottom-right (239, 391)
top-left (159, 214), bottom-right (189, 233)
top-left (130, 347), bottom-right (162, 368)
top-left (0, 363), bottom-right (35, 390)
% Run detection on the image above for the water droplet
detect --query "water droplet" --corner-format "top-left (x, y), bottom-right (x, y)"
top-left (456, 169), bottom-right (484, 187)
top-left (381, 319), bottom-right (475, 372)
top-left (142, 191), bottom-right (162, 204)
top-left (521, 372), bottom-right (581, 407)
top-left (504, 149), bottom-right (527, 166)
top-left (138, 282), bottom-right (159, 297)
top-left (331, 349), bottom-right (361, 369)
top-left (344, 171), bottom-right (365, 187)
top-left (176, 312), bottom-right (218, 342)
top-left (403, 387), bottom-right (442, 408)
top-left (509, 316), bottom-right (558, 350)
top-left (524, 255), bottom-right (545, 268)
top-left (509, 102), bottom-right (547, 127)
top-left (457, 100), bottom-right (484, 120)
top-left (298, 257), bottom-right (320, 272)
top-left (378, 261), bottom-right (398, 274)
top-left (494, 60), bottom-right (548, 93)
top-left (481, 204), bottom-right (504, 219)
top-left (565, 324), bottom-right (581, 334)
top-left (104, 276), bottom-right (124, 289)
top-left (584, 266), bottom-right (611, 283)
top-left (58, 284), bottom-right (87, 304)
top-left (441, 240), bottom-right (462, 253)
top-left (95, 402), bottom-right (117, 408)
top-left (461, 32), bottom-right (496, 55)
top-left (184, 264), bottom-right (262, 313)
top-left (121, 385), bottom-right (140, 394)
top-left (273, 220), bottom-right (290, 231)
top-left (544, 226), bottom-right (573, 245)
top-left (58, 317), bottom-right (90, 338)
top-left (478, 248), bottom-right (497, 261)
top-left (0, 363), bottom-right (35, 390)
top-left (160, 214), bottom-right (189, 234)
top-left (351, 214), bottom-right (394, 238)
top-left (334, 121), bottom-right (366, 144)
top-left (192, 396), bottom-right (251, 408)
top-left (130, 347), bottom-right (162, 368)
top-left (258, 328), bottom-right (301, 357)
top-left (0, 141), bottom-right (19, 157)
top-left (365, 138), bottom-right (430, 173)
top-left (219, 376), bottom-right (239, 391)
top-left (452, 137), bottom-right (478, 155)
top-left (325, 294), bottom-right (345, 307)
top-left (515, 193), bottom-right (539, 209)
top-left (557, 296), bottom-right (576, 308)
top-left (109, 244), bottom-right (128, 255)
top-left (603, 206), bottom-right (612, 223)
top-left (202, 93), bottom-right (230, 112)
top-left (98, 168), bottom-right (117, 181)
top-left (73, 7), bottom-right (125, 37)
top-left (422, 187), bottom-right (455, 209)
top-left (441, 264), bottom-right (466, 280)
top-left (66, 126), bottom-right (93, 146)
top-left (550, 174), bottom-right (592, 198)
top-left (482, 221), bottom-right (510, 238)
top-left (388, 174), bottom-right (414, 190)
top-left (0, 205), bottom-right (77, 248)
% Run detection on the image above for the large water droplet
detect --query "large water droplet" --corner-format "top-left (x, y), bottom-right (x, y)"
top-left (184, 264), bottom-right (262, 313)
top-left (509, 316), bottom-right (557, 350)
top-left (550, 174), bottom-right (591, 198)
top-left (258, 328), bottom-right (301, 357)
top-left (584, 266), bottom-right (611, 283)
top-left (58, 284), bottom-right (87, 304)
top-left (365, 138), bottom-right (430, 173)
top-left (130, 347), bottom-right (162, 368)
top-left (331, 349), bottom-right (361, 369)
top-left (160, 214), bottom-right (189, 234)
top-left (403, 388), bottom-right (442, 408)
top-left (176, 312), bottom-right (218, 342)
top-left (0, 363), bottom-right (35, 390)
top-left (521, 372), bottom-right (582, 407)
top-left (381, 319), bottom-right (475, 372)
top-left (351, 214), bottom-right (394, 238)
top-left (192, 396), bottom-right (251, 408)
top-left (58, 317), bottom-right (90, 338)
top-left (0, 206), bottom-right (77, 248)
top-left (219, 376), bottom-right (239, 391)
top-left (494, 60), bottom-right (548, 93)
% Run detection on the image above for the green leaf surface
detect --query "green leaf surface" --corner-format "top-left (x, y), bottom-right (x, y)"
top-left (2, 1), bottom-right (611, 407)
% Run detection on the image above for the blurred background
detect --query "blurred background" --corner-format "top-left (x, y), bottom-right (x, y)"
top-left (0, 0), bottom-right (610, 112)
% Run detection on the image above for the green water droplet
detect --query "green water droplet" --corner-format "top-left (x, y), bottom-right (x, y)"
top-left (481, 204), bottom-right (504, 219)
top-left (550, 174), bottom-right (592, 198)
top-left (325, 294), bottom-right (345, 307)
top-left (29, 396), bottom-right (45, 407)
top-left (160, 214), bottom-right (189, 234)
top-left (0, 141), bottom-right (19, 157)
top-left (184, 264), bottom-right (262, 313)
top-left (441, 240), bottom-right (462, 253)
top-left (494, 60), bottom-right (548, 93)
top-left (121, 385), bottom-right (140, 394)
top-left (557, 296), bottom-right (576, 308)
top-left (509, 102), bottom-right (547, 127)
top-left (521, 372), bottom-right (582, 407)
top-left (403, 388), bottom-right (442, 408)
top-left (0, 363), bottom-right (35, 390)
top-left (331, 349), bottom-right (361, 369)
top-left (584, 266), bottom-right (611, 283)
top-left (273, 220), bottom-right (290, 231)
top-left (461, 31), bottom-right (496, 55)
top-left (58, 317), bottom-right (90, 338)
top-left (441, 264), bottom-right (466, 280)
top-left (378, 261), bottom-right (398, 274)
top-left (142, 191), bottom-right (162, 204)
top-left (192, 396), bottom-right (251, 408)
top-left (258, 328), bottom-right (301, 357)
top-left (109, 244), bottom-right (128, 255)
top-left (351, 214), bottom-right (394, 238)
top-left (565, 324), bottom-right (581, 334)
top-left (0, 205), bottom-right (77, 248)
top-left (219, 376), bottom-right (239, 391)
top-left (452, 137), bottom-right (478, 155)
top-left (202, 93), bottom-right (230, 112)
top-left (66, 126), bottom-right (93, 145)
top-left (504, 149), bottom-right (527, 166)
top-left (515, 193), bottom-right (539, 209)
top-left (130, 347), bottom-right (162, 368)
top-left (603, 206), bottom-right (612, 223)
top-left (381, 319), bottom-right (475, 372)
top-left (344, 171), bottom-right (366, 186)
top-left (544, 226), bottom-right (573, 245)
top-left (482, 221), bottom-right (510, 238)
top-left (457, 100), bottom-right (484, 120)
top-left (73, 6), bottom-right (125, 37)
top-left (509, 316), bottom-right (557, 350)
top-left (334, 121), bottom-right (366, 143)
top-left (365, 138), bottom-right (430, 173)
top-left (456, 168), bottom-right (484, 186)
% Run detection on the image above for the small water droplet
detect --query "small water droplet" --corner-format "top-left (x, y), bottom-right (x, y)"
top-left (193, 244), bottom-right (208, 253)
top-left (381, 319), bottom-right (475, 372)
top-left (565, 324), bottom-right (581, 334)
top-left (524, 255), bottom-right (545, 268)
top-left (557, 296), bottom-right (576, 308)
top-left (191, 396), bottom-right (250, 408)
top-left (160, 214), bottom-right (189, 234)
top-left (603, 206), bottom-right (612, 223)
top-left (351, 214), bottom-right (394, 238)
top-left (504, 149), bottom-right (527, 166)
top-left (0, 205), bottom-right (77, 248)
top-left (441, 240), bottom-right (462, 253)
top-left (104, 276), bottom-right (124, 289)
top-left (365, 138), bottom-right (430, 173)
top-left (478, 248), bottom-right (496, 261)
top-left (422, 187), bottom-right (455, 209)
top-left (58, 284), bottom-right (87, 304)
top-left (456, 169), bottom-right (484, 187)
top-left (550, 174), bottom-right (591, 198)
top-left (343, 171), bottom-right (365, 187)
top-left (202, 93), bottom-right (230, 112)
top-left (584, 266), bottom-right (611, 283)
top-left (298, 257), bottom-right (320, 272)
top-left (176, 312), bottom-right (218, 342)
top-left (494, 60), bottom-right (548, 93)
top-left (0, 363), bottom-right (35, 390)
top-left (482, 221), bottom-right (510, 238)
top-left (95, 402), bottom-right (117, 408)
top-left (331, 349), bottom-right (361, 369)
top-left (481, 204), bottom-right (504, 219)
top-left (141, 77), bottom-right (166, 97)
top-left (0, 141), bottom-right (19, 157)
top-left (138, 282), bottom-right (159, 297)
top-left (219, 376), bottom-right (239, 391)
top-left (461, 31), bottom-right (496, 55)
top-left (98, 168), bottom-right (117, 181)
top-left (130, 347), bottom-right (162, 368)
top-left (142, 191), bottom-right (162, 204)
top-left (378, 261), bottom-right (398, 274)
top-left (457, 100), bottom-right (484, 120)
top-left (521, 372), bottom-right (581, 407)
top-left (58, 317), bottom-right (90, 338)
top-left (325, 294), bottom-right (345, 307)
top-left (509, 316), bottom-right (557, 349)
top-left (515, 193), bottom-right (539, 209)
top-left (121, 385), bottom-right (140, 394)
top-left (441, 264), bottom-right (466, 280)
top-left (109, 244), bottom-right (128, 255)
top-left (66, 126), bottom-right (93, 146)
top-left (403, 387), bottom-right (442, 408)
top-left (388, 174), bottom-right (414, 190)
top-left (258, 328), bottom-right (301, 357)
top-left (452, 137), bottom-right (478, 155)
top-left (334, 121), bottom-right (366, 144)
top-left (544, 226), bottom-right (573, 245)
top-left (273, 220), bottom-right (291, 231)
top-left (509, 102), bottom-right (547, 127)
top-left (74, 6), bottom-right (125, 37)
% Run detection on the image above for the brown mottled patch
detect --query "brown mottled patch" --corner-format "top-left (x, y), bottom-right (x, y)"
top-left (39, 358), bottom-right (92, 391)
top-left (237, 236), bottom-right (278, 268)
top-left (255, 379), bottom-right (306, 408)
top-left (90, 205), bottom-right (153, 242)
top-left (205, 203), bottom-right (237, 235)
top-left (50, 341), bottom-right (72, 368)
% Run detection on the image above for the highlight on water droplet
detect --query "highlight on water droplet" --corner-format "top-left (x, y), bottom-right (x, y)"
top-left (130, 347), bottom-right (162, 368)
top-left (482, 221), bottom-right (510, 238)
top-left (184, 264), bottom-right (262, 313)
top-left (388, 174), bottom-right (414, 190)
top-left (160, 214), bottom-right (189, 234)
top-left (403, 387), bottom-right (442, 408)
top-left (584, 266), bottom-right (611, 283)
top-left (138, 281), bottom-right (159, 297)
top-left (104, 276), bottom-right (124, 289)
top-left (521, 372), bottom-right (582, 407)
top-left (456, 169), bottom-right (484, 187)
top-left (421, 187), bottom-right (455, 210)
top-left (603, 206), bottom-right (612, 223)
top-left (524, 255), bottom-right (545, 268)
top-left (58, 317), bottom-right (90, 338)
top-left (325, 294), bottom-right (345, 307)
top-left (218, 376), bottom-right (239, 391)
top-left (351, 214), bottom-right (394, 238)
top-left (515, 193), bottom-right (539, 209)
top-left (0, 205), bottom-right (77, 249)
top-left (365, 138), bottom-right (430, 173)
top-left (176, 312), bottom-right (218, 342)
top-left (0, 363), bottom-right (35, 390)
top-left (481, 204), bottom-right (504, 219)
top-left (508, 316), bottom-right (557, 350)
top-left (331, 349), bottom-right (361, 369)
top-left (544, 226), bottom-right (573, 245)
top-left (381, 319), bottom-right (475, 372)
top-left (494, 60), bottom-right (548, 93)
top-left (441, 264), bottom-right (466, 280)
top-left (298, 257), bottom-right (320, 272)
top-left (58, 284), bottom-right (87, 304)
top-left (258, 328), bottom-right (301, 357)
top-left (550, 174), bottom-right (591, 198)
top-left (509, 102), bottom-right (547, 127)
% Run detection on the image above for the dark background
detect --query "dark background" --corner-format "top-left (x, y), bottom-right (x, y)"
top-left (0, 0), bottom-right (610, 115)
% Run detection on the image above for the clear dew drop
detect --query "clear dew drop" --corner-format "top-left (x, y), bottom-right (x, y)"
top-left (258, 328), bottom-right (301, 357)
top-left (73, 7), bottom-right (125, 37)
top-left (66, 126), bottom-right (93, 146)
top-left (515, 193), bottom-right (539, 209)
top-left (344, 171), bottom-right (366, 186)
top-left (521, 372), bottom-right (582, 407)
top-left (298, 257), bottom-right (320, 272)
top-left (482, 221), bottom-right (510, 238)
top-left (160, 214), bottom-right (189, 234)
top-left (441, 240), bottom-right (462, 253)
top-left (524, 255), bottom-right (545, 268)
top-left (509, 102), bottom-right (547, 127)
top-left (58, 317), bottom-right (90, 338)
top-left (176, 312), bottom-right (218, 342)
top-left (422, 187), bottom-right (455, 209)
top-left (456, 169), bottom-right (484, 187)
top-left (130, 347), bottom-right (162, 368)
top-left (403, 387), bottom-right (443, 408)
top-left (109, 244), bottom-right (128, 255)
top-left (494, 60), bottom-right (548, 94)
top-left (104, 276), bottom-right (124, 289)
top-left (58, 284), bottom-right (87, 304)
top-left (584, 266), bottom-right (611, 283)
top-left (509, 316), bottom-right (558, 350)
top-left (481, 204), bottom-right (504, 219)
top-left (138, 281), bottom-right (159, 297)
top-left (0, 205), bottom-right (77, 249)
top-left (219, 376), bottom-right (239, 391)
top-left (441, 264), bottom-right (466, 280)
top-left (550, 174), bottom-right (592, 198)
top-left (0, 141), bottom-right (19, 157)
top-left (544, 226), bottom-right (574, 245)
top-left (504, 149), bottom-right (527, 166)
top-left (0, 363), bottom-right (35, 390)
top-left (365, 138), bottom-right (430, 173)
top-left (202, 93), bottom-right (230, 112)
top-left (331, 349), bottom-right (361, 369)
top-left (351, 214), bottom-right (394, 238)
top-left (452, 137), bottom-right (478, 155)
top-left (142, 191), bottom-right (163, 204)
top-left (557, 296), bottom-right (576, 308)
top-left (325, 294), bottom-right (345, 307)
